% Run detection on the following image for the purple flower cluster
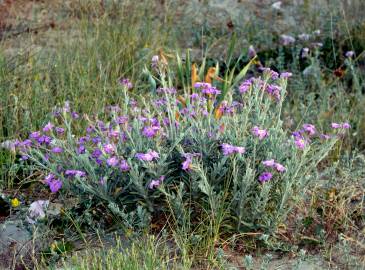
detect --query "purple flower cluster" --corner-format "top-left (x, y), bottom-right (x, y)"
top-left (135, 150), bottom-right (159, 161)
top-left (181, 153), bottom-right (201, 171)
top-left (302, 124), bottom-right (316, 136)
top-left (44, 173), bottom-right (62, 193)
top-left (280, 72), bottom-right (293, 79)
top-left (259, 172), bottom-right (272, 183)
top-left (331, 122), bottom-right (351, 129)
top-left (292, 123), bottom-right (319, 150)
top-left (252, 126), bottom-right (269, 140)
top-left (43, 122), bottom-right (54, 132)
top-left (265, 84), bottom-right (282, 100)
top-left (51, 146), bottom-right (64, 154)
top-left (221, 143), bottom-right (245, 156)
top-left (148, 175), bottom-right (165, 189)
top-left (262, 159), bottom-right (286, 172)
top-left (65, 170), bottom-right (87, 178)
top-left (119, 78), bottom-right (133, 89)
top-left (239, 79), bottom-right (253, 94)
top-left (141, 118), bottom-right (161, 138)
top-left (194, 82), bottom-right (221, 96)
top-left (263, 68), bottom-right (279, 80)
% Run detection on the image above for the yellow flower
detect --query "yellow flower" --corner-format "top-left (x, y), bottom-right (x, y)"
top-left (11, 198), bottom-right (20, 208)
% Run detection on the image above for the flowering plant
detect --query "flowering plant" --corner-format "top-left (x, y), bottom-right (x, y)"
top-left (15, 59), bottom-right (343, 234)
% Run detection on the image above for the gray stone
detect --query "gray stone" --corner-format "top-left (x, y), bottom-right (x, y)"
top-left (0, 220), bottom-right (31, 254)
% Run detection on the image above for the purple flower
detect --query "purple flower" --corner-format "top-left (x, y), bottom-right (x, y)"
top-left (259, 172), bottom-right (273, 183)
top-left (21, 155), bottom-right (29, 160)
top-left (294, 138), bottom-right (307, 150)
top-left (292, 131), bottom-right (303, 138)
top-left (135, 150), bottom-right (159, 161)
top-left (303, 124), bottom-right (316, 136)
top-left (320, 134), bottom-right (331, 140)
top-left (234, 146), bottom-right (245, 154)
top-left (37, 135), bottom-right (52, 145)
top-left (91, 148), bottom-right (102, 158)
top-left (142, 125), bottom-right (160, 138)
top-left (44, 173), bottom-right (55, 184)
top-left (77, 145), bottom-right (86, 154)
top-left (263, 159), bottom-right (285, 173)
top-left (48, 179), bottom-right (62, 193)
top-left (71, 112), bottom-right (80, 119)
top-left (194, 82), bottom-right (211, 89)
top-left (181, 154), bottom-right (195, 171)
top-left (252, 126), bottom-right (269, 140)
top-left (239, 79), bottom-right (253, 94)
top-left (148, 179), bottom-right (160, 189)
top-left (221, 144), bottom-right (236, 156)
top-left (148, 176), bottom-right (165, 189)
top-left (345, 51), bottom-right (354, 58)
top-left (103, 144), bottom-right (116, 154)
top-left (55, 127), bottom-right (65, 135)
top-left (331, 122), bottom-right (350, 129)
top-left (266, 84), bottom-right (281, 100)
top-left (119, 160), bottom-right (130, 172)
top-left (221, 143), bottom-right (245, 156)
top-left (342, 122), bottom-right (351, 129)
top-left (274, 163), bottom-right (286, 172)
top-left (116, 116), bottom-right (129, 125)
top-left (86, 126), bottom-right (96, 133)
top-left (21, 139), bottom-right (32, 148)
top-left (97, 121), bottom-right (107, 131)
top-left (107, 156), bottom-right (119, 167)
top-left (263, 159), bottom-right (275, 167)
top-left (154, 98), bottom-right (167, 107)
top-left (65, 170), bottom-right (86, 177)
top-left (109, 130), bottom-right (120, 138)
top-left (44, 173), bottom-right (62, 193)
top-left (331, 123), bottom-right (341, 129)
top-left (201, 86), bottom-right (221, 96)
top-left (51, 147), bottom-right (64, 153)
top-left (30, 131), bottom-right (41, 140)
top-left (43, 122), bottom-right (54, 132)
top-left (280, 72), bottom-right (292, 79)
top-left (78, 136), bottom-right (90, 144)
top-left (271, 71), bottom-right (280, 80)
top-left (119, 78), bottom-right (133, 89)
top-left (92, 136), bottom-right (102, 144)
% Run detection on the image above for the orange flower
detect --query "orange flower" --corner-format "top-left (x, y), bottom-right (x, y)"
top-left (214, 105), bottom-right (224, 120)
top-left (191, 63), bottom-right (199, 90)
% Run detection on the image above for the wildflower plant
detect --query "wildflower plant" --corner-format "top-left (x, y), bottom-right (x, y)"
top-left (16, 57), bottom-right (341, 237)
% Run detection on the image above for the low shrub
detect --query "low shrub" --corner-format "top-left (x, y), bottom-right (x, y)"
top-left (16, 58), bottom-right (347, 238)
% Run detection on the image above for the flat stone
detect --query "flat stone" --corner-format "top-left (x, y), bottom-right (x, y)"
top-left (0, 220), bottom-right (31, 254)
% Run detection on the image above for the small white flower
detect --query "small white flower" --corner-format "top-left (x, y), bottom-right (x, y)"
top-left (272, 1), bottom-right (282, 10)
top-left (280, 34), bottom-right (296, 46)
top-left (27, 200), bottom-right (49, 224)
